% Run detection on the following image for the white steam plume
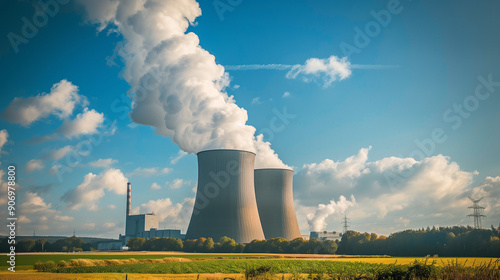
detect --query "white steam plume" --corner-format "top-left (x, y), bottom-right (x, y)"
top-left (307, 195), bottom-right (356, 232)
top-left (79, 0), bottom-right (287, 168)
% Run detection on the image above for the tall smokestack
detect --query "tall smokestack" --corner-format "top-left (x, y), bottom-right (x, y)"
top-left (254, 168), bottom-right (301, 240)
top-left (126, 182), bottom-right (131, 216)
top-left (186, 149), bottom-right (265, 243)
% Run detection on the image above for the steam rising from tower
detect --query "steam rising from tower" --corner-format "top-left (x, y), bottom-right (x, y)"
top-left (79, 0), bottom-right (288, 169)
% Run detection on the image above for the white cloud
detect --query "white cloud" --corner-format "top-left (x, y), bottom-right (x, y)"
top-left (167, 178), bottom-right (190, 190)
top-left (170, 150), bottom-right (188, 165)
top-left (150, 182), bottom-right (161, 190)
top-left (282, 91), bottom-right (291, 98)
top-left (0, 129), bottom-right (8, 154)
top-left (251, 97), bottom-right (262, 105)
top-left (294, 147), bottom-right (486, 235)
top-left (49, 164), bottom-right (61, 176)
top-left (18, 192), bottom-right (74, 233)
top-left (25, 159), bottom-right (44, 173)
top-left (135, 197), bottom-right (195, 230)
top-left (286, 56), bottom-right (352, 88)
top-left (108, 204), bottom-right (116, 209)
top-left (61, 168), bottom-right (128, 211)
top-left (1, 80), bottom-right (86, 126)
top-left (49, 145), bottom-right (74, 160)
top-left (57, 108), bottom-right (105, 138)
top-left (126, 167), bottom-right (172, 177)
top-left (88, 158), bottom-right (118, 168)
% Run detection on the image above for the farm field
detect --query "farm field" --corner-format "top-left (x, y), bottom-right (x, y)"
top-left (0, 252), bottom-right (498, 279)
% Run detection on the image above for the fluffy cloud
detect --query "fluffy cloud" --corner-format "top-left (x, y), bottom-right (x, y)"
top-left (48, 145), bottom-right (74, 160)
top-left (282, 92), bottom-right (291, 98)
top-left (294, 147), bottom-right (487, 235)
top-left (286, 56), bottom-right (351, 88)
top-left (126, 167), bottom-right (172, 177)
top-left (61, 169), bottom-right (128, 210)
top-left (167, 178), bottom-right (190, 190)
top-left (17, 192), bottom-right (74, 234)
top-left (150, 182), bottom-right (161, 190)
top-left (88, 158), bottom-right (118, 168)
top-left (1, 80), bottom-right (86, 126)
top-left (0, 129), bottom-right (8, 154)
top-left (133, 197), bottom-right (195, 230)
top-left (57, 108), bottom-right (105, 138)
top-left (25, 159), bottom-right (44, 173)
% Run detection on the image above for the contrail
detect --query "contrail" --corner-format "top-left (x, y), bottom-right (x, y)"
top-left (224, 64), bottom-right (399, 70)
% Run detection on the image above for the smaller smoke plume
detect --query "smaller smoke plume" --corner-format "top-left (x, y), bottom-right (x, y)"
top-left (307, 195), bottom-right (356, 232)
top-left (254, 134), bottom-right (290, 169)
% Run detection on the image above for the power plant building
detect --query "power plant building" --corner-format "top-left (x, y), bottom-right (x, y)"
top-left (310, 231), bottom-right (342, 241)
top-left (254, 168), bottom-right (301, 240)
top-left (185, 149), bottom-right (265, 243)
top-left (99, 182), bottom-right (184, 250)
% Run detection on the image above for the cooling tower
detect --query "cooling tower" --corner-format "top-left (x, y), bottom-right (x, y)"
top-left (185, 149), bottom-right (265, 243)
top-left (254, 168), bottom-right (301, 240)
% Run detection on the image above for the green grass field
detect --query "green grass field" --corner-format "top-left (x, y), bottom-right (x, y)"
top-left (1, 253), bottom-right (498, 279)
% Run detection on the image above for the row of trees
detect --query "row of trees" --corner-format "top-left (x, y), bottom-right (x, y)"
top-left (337, 226), bottom-right (500, 257)
top-left (2, 226), bottom-right (499, 256)
top-left (127, 236), bottom-right (338, 254)
top-left (0, 236), bottom-right (93, 253)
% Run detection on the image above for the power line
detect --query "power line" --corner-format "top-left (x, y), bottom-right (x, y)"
top-left (467, 196), bottom-right (486, 229)
top-left (342, 214), bottom-right (350, 233)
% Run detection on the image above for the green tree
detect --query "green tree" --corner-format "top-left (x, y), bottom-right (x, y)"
top-left (215, 236), bottom-right (237, 253)
top-left (18, 239), bottom-right (36, 252)
top-left (127, 237), bottom-right (146, 251)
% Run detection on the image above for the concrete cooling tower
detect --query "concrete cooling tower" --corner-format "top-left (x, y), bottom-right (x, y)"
top-left (254, 168), bottom-right (301, 240)
top-left (185, 149), bottom-right (265, 243)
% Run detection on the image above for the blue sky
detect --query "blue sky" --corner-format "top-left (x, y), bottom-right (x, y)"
top-left (0, 0), bottom-right (499, 238)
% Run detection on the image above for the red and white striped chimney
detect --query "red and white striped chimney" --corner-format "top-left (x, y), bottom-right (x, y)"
top-left (126, 182), bottom-right (131, 216)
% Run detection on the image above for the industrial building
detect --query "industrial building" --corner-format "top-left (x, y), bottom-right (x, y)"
top-left (254, 168), bottom-right (301, 240)
top-left (98, 182), bottom-right (184, 250)
top-left (185, 149), bottom-right (266, 243)
top-left (309, 231), bottom-right (342, 241)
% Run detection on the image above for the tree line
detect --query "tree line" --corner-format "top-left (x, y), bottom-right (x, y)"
top-left (0, 236), bottom-right (94, 252)
top-left (1, 226), bottom-right (499, 256)
top-left (127, 236), bottom-right (338, 254)
top-left (337, 226), bottom-right (500, 257)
